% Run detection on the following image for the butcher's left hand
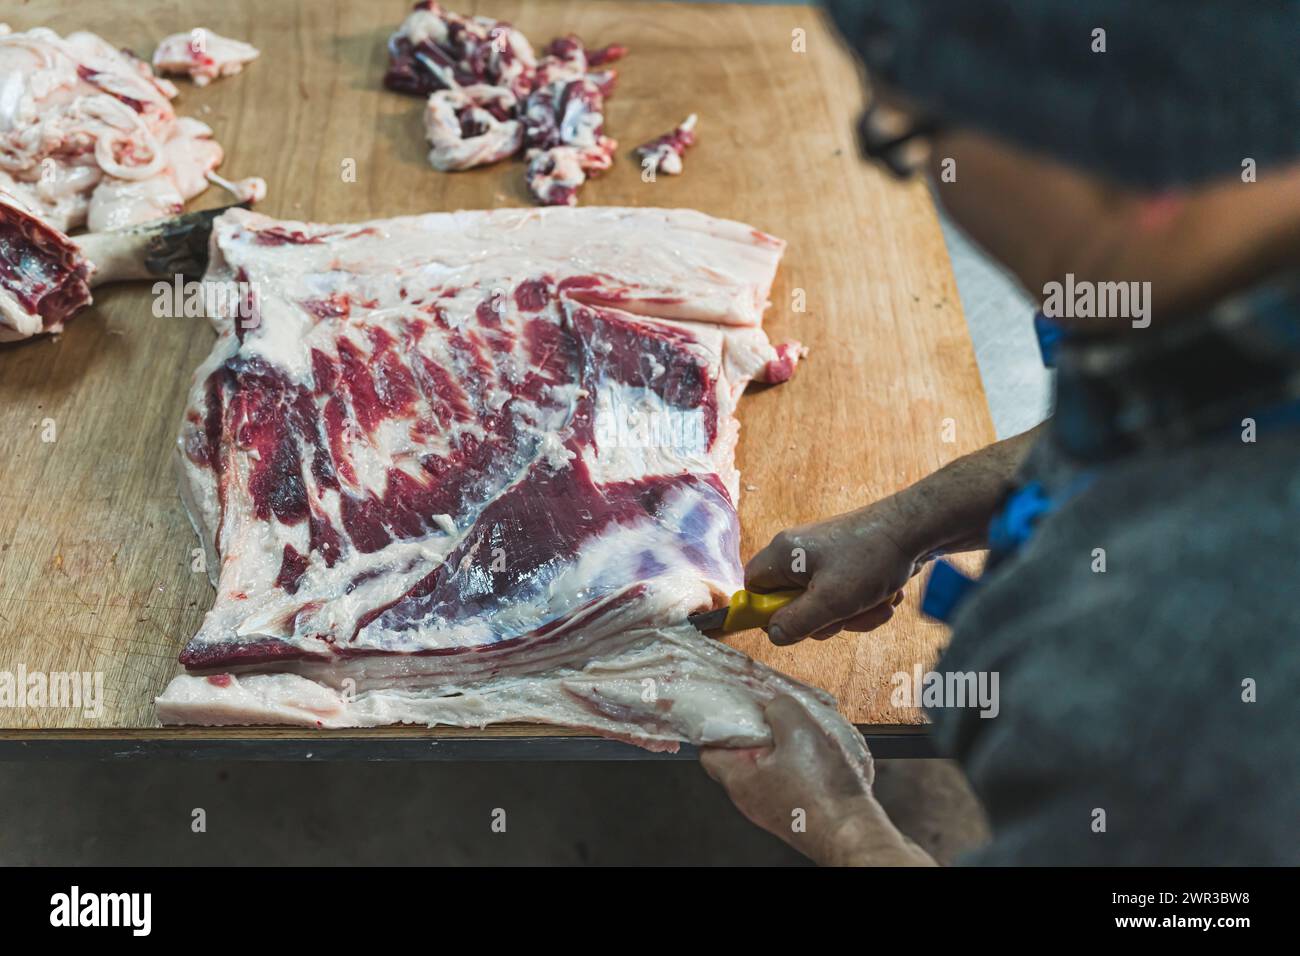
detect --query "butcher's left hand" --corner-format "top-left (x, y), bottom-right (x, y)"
top-left (700, 696), bottom-right (935, 866)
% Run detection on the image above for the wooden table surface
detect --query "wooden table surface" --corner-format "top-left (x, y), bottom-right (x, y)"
top-left (0, 0), bottom-right (993, 748)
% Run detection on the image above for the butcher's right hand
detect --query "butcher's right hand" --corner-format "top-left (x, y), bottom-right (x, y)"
top-left (745, 497), bottom-right (924, 645)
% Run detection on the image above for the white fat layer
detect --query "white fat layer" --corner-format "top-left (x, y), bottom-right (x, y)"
top-left (0, 289), bottom-right (42, 340)
top-left (207, 207), bottom-right (784, 336)
top-left (156, 624), bottom-right (873, 787)
top-left (243, 296), bottom-right (314, 379)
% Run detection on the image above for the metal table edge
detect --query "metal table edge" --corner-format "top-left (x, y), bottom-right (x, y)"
top-left (0, 725), bottom-right (934, 761)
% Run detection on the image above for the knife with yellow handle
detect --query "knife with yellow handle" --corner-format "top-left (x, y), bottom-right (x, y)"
top-left (687, 589), bottom-right (802, 636)
top-left (687, 587), bottom-right (905, 637)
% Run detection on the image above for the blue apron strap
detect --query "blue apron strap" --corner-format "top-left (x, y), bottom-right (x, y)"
top-left (987, 480), bottom-right (1053, 555)
top-left (921, 472), bottom-right (1097, 623)
top-left (921, 559), bottom-right (979, 623)
top-left (1033, 311), bottom-right (1066, 367)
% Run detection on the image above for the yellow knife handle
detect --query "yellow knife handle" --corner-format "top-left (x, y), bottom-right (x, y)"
top-left (721, 589), bottom-right (801, 632)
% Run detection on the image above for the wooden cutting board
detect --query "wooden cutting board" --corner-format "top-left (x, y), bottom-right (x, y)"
top-left (0, 0), bottom-right (993, 739)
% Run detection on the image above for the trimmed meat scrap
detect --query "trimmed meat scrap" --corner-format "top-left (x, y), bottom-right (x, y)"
top-left (152, 28), bottom-right (260, 87)
top-left (155, 206), bottom-right (851, 767)
top-left (0, 189), bottom-right (93, 341)
top-left (520, 43), bottom-right (620, 206)
top-left (383, 1), bottom-right (537, 100)
top-left (387, 4), bottom-right (625, 205)
top-left (635, 114), bottom-right (698, 176)
top-left (423, 84), bottom-right (522, 171)
top-left (0, 24), bottom-right (239, 232)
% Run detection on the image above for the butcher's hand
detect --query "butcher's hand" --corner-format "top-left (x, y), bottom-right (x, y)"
top-left (748, 424), bottom-right (1047, 645)
top-left (701, 696), bottom-right (935, 866)
top-left (745, 497), bottom-right (920, 645)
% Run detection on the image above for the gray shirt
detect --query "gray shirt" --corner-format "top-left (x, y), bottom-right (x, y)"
top-left (932, 430), bottom-right (1300, 864)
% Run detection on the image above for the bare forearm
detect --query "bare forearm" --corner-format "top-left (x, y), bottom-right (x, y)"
top-left (817, 796), bottom-right (939, 867)
top-left (883, 422), bottom-right (1046, 560)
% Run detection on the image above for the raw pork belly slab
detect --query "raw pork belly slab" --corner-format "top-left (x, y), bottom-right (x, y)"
top-left (157, 206), bottom-right (859, 765)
